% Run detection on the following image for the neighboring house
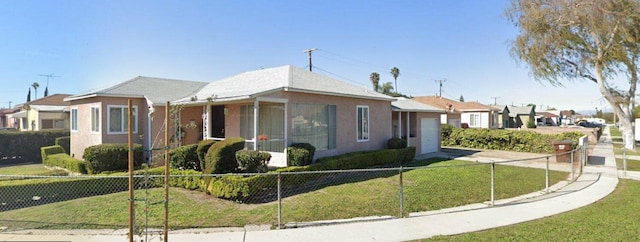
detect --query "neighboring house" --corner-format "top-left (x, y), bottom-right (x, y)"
top-left (0, 106), bottom-right (21, 129)
top-left (499, 105), bottom-right (536, 129)
top-left (67, 65), bottom-right (444, 167)
top-left (536, 111), bottom-right (560, 126)
top-left (560, 110), bottom-right (575, 125)
top-left (64, 77), bottom-right (209, 160)
top-left (413, 96), bottom-right (499, 129)
top-left (391, 97), bottom-right (445, 154)
top-left (10, 94), bottom-right (71, 131)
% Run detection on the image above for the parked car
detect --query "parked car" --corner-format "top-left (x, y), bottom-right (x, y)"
top-left (577, 120), bottom-right (602, 128)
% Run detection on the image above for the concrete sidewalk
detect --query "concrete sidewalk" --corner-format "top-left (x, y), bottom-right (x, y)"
top-left (0, 127), bottom-right (620, 242)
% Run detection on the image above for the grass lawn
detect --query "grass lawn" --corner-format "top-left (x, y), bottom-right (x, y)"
top-left (616, 158), bottom-right (640, 172)
top-left (0, 164), bottom-right (68, 176)
top-left (424, 179), bottom-right (640, 241)
top-left (0, 159), bottom-right (568, 230)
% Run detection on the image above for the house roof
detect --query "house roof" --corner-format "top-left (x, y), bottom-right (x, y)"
top-left (25, 94), bottom-right (71, 106)
top-left (412, 96), bottom-right (498, 113)
top-left (174, 65), bottom-right (394, 104)
top-left (505, 106), bottom-right (535, 117)
top-left (64, 76), bottom-right (208, 104)
top-left (537, 111), bottom-right (559, 118)
top-left (391, 97), bottom-right (444, 113)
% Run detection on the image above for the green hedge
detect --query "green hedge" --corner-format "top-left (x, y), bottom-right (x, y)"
top-left (196, 140), bottom-right (217, 170)
top-left (287, 143), bottom-right (315, 166)
top-left (235, 150), bottom-right (270, 173)
top-left (204, 137), bottom-right (245, 174)
top-left (40, 145), bottom-right (66, 162)
top-left (44, 154), bottom-right (93, 174)
top-left (0, 130), bottom-right (68, 162)
top-left (83, 143), bottom-right (144, 173)
top-left (55, 136), bottom-right (71, 155)
top-left (387, 138), bottom-right (407, 149)
top-left (442, 128), bottom-right (584, 153)
top-left (169, 144), bottom-right (200, 171)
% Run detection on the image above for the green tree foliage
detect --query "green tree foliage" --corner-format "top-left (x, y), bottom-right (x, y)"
top-left (390, 67), bottom-right (400, 92)
top-left (506, 0), bottom-right (640, 149)
top-left (370, 72), bottom-right (380, 92)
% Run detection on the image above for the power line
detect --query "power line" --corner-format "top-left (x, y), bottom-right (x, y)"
top-left (303, 48), bottom-right (318, 72)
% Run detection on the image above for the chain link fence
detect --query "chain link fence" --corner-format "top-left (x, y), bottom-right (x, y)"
top-left (0, 144), bottom-right (587, 237)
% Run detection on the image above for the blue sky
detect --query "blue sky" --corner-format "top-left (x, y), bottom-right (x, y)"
top-left (0, 0), bottom-right (608, 113)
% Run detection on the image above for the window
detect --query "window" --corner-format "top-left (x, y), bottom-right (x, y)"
top-left (71, 108), bottom-right (78, 131)
top-left (91, 107), bottom-right (100, 133)
top-left (357, 106), bottom-right (369, 141)
top-left (291, 104), bottom-right (336, 151)
top-left (41, 119), bottom-right (65, 129)
top-left (108, 105), bottom-right (137, 134)
top-left (470, 113), bottom-right (481, 127)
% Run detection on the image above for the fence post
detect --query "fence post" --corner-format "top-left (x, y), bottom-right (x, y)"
top-left (277, 172), bottom-right (282, 229)
top-left (399, 166), bottom-right (404, 218)
top-left (623, 148), bottom-right (627, 177)
top-left (545, 156), bottom-right (549, 193)
top-left (490, 162), bottom-right (495, 206)
top-left (570, 150), bottom-right (575, 181)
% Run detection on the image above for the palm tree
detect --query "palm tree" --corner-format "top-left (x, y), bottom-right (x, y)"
top-left (31, 82), bottom-right (39, 99)
top-left (370, 72), bottom-right (380, 92)
top-left (390, 67), bottom-right (400, 92)
top-left (381, 82), bottom-right (394, 95)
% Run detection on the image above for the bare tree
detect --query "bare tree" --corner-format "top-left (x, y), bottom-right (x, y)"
top-left (507, 0), bottom-right (640, 149)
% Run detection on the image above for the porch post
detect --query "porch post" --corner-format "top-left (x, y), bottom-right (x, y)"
top-left (253, 99), bottom-right (259, 151)
top-left (406, 112), bottom-right (410, 147)
top-left (398, 112), bottom-right (402, 138)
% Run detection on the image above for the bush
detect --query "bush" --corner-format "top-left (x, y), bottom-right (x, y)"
top-left (314, 147), bottom-right (416, 170)
top-left (45, 153), bottom-right (93, 174)
top-left (83, 143), bottom-right (144, 173)
top-left (203, 137), bottom-right (245, 174)
top-left (387, 138), bottom-right (407, 149)
top-left (0, 130), bottom-right (68, 162)
top-left (236, 150), bottom-right (271, 173)
top-left (40, 145), bottom-right (66, 163)
top-left (442, 128), bottom-right (584, 153)
top-left (55, 136), bottom-right (71, 155)
top-left (196, 139), bottom-right (217, 170)
top-left (287, 143), bottom-right (315, 166)
top-left (169, 144), bottom-right (200, 170)
top-left (441, 124), bottom-right (455, 140)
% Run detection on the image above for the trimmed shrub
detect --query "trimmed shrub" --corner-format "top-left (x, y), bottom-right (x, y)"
top-left (45, 153), bottom-right (92, 174)
top-left (40, 145), bottom-right (66, 163)
top-left (387, 138), bottom-right (407, 149)
top-left (83, 143), bottom-right (144, 173)
top-left (441, 124), bottom-right (454, 140)
top-left (287, 143), bottom-right (315, 166)
top-left (204, 137), bottom-right (245, 174)
top-left (236, 150), bottom-right (271, 173)
top-left (442, 128), bottom-right (584, 153)
top-left (0, 130), bottom-right (68, 162)
top-left (196, 139), bottom-right (217, 170)
top-left (169, 144), bottom-right (200, 170)
top-left (55, 136), bottom-right (71, 155)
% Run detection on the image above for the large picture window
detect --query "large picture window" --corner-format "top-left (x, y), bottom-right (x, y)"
top-left (91, 107), bottom-right (100, 133)
top-left (357, 106), bottom-right (369, 142)
top-left (291, 104), bottom-right (336, 151)
top-left (71, 108), bottom-right (78, 131)
top-left (41, 119), bottom-right (65, 129)
top-left (107, 105), bottom-right (137, 134)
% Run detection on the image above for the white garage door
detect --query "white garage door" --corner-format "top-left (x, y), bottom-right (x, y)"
top-left (421, 118), bottom-right (439, 154)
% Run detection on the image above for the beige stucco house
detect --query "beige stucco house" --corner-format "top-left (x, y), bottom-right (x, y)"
top-left (9, 94), bottom-right (71, 131)
top-left (66, 65), bottom-right (444, 166)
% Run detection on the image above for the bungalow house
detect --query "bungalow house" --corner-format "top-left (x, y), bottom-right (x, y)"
top-left (66, 65), bottom-right (444, 167)
top-left (63, 77), bottom-right (209, 160)
top-left (498, 105), bottom-right (536, 129)
top-left (10, 94), bottom-right (71, 131)
top-left (0, 106), bottom-right (21, 129)
top-left (412, 96), bottom-right (499, 129)
top-left (536, 111), bottom-right (560, 126)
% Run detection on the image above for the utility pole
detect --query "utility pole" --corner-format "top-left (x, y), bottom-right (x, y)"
top-left (8, 101), bottom-right (12, 109)
top-left (490, 96), bottom-right (500, 106)
top-left (303, 48), bottom-right (318, 72)
top-left (435, 79), bottom-right (446, 97)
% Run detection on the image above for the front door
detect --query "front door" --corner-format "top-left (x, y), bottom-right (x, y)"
top-left (211, 105), bottom-right (225, 138)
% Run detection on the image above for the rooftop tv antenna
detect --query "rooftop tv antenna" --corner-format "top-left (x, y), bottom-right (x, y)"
top-left (303, 48), bottom-right (318, 72)
top-left (39, 73), bottom-right (61, 95)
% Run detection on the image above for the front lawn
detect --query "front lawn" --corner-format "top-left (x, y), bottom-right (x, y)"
top-left (0, 164), bottom-right (68, 176)
top-left (0, 159), bottom-right (568, 230)
top-left (424, 179), bottom-right (640, 241)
